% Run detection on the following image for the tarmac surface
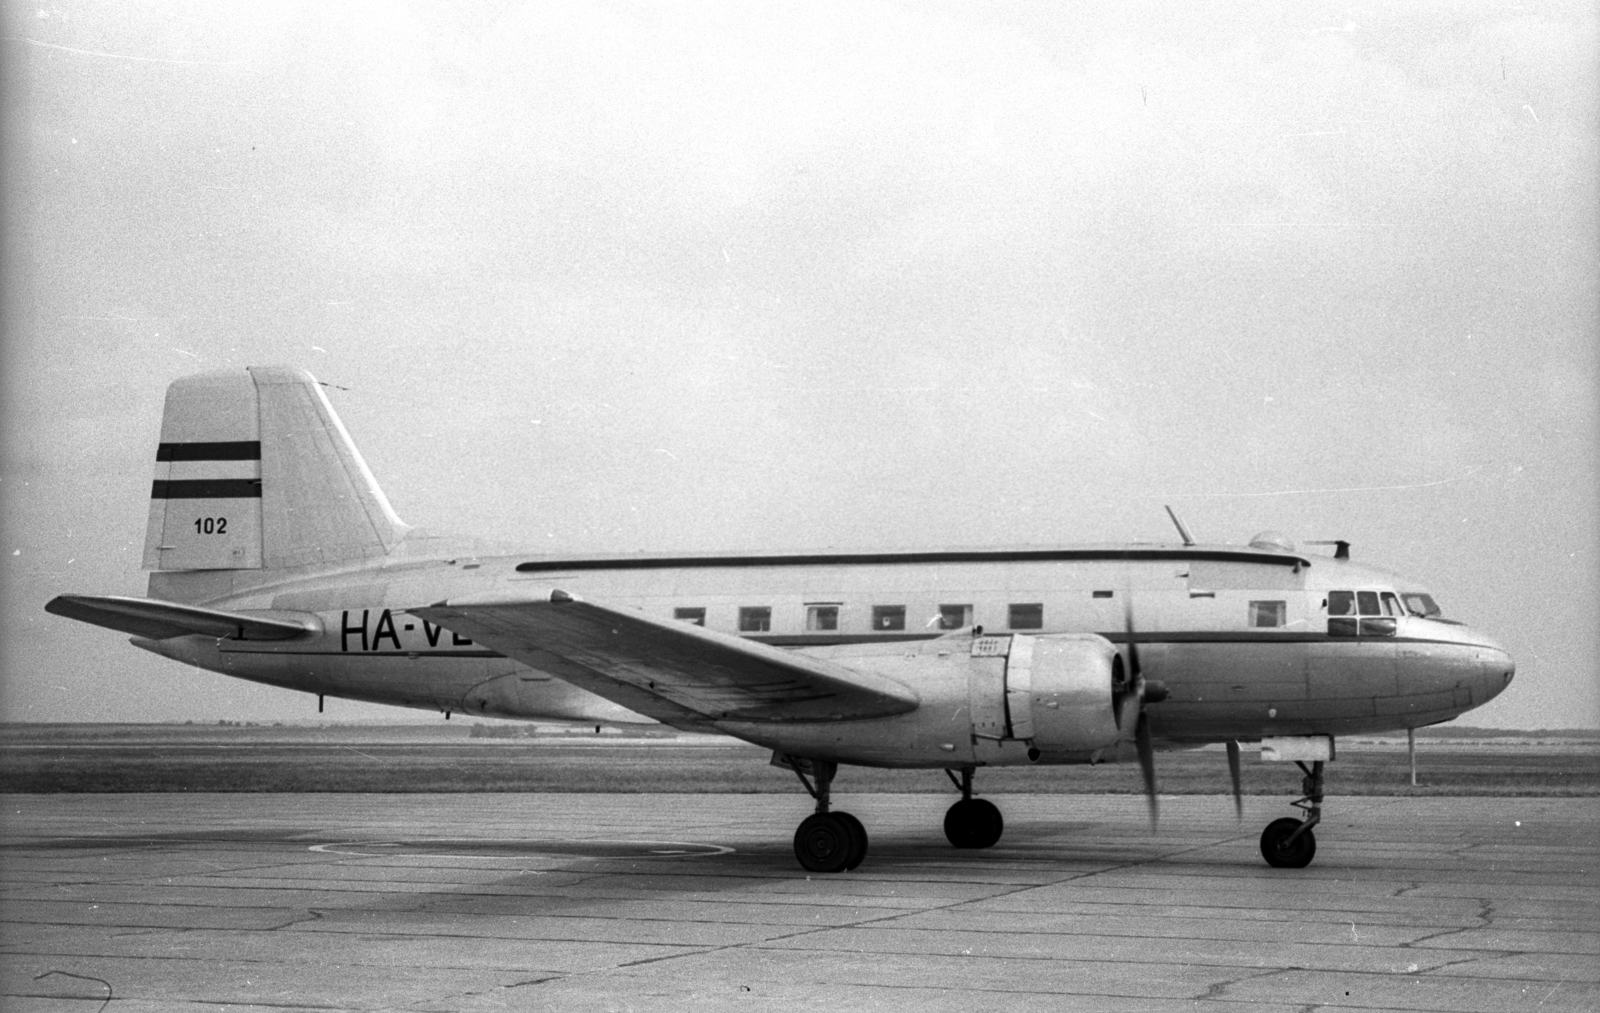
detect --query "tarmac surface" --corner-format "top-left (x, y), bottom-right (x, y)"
top-left (1, 792), bottom-right (1595, 1012)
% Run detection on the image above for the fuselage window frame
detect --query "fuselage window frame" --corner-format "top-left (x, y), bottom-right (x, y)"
top-left (1249, 600), bottom-right (1286, 628)
top-left (1008, 602), bottom-right (1044, 630)
top-left (806, 604), bottom-right (840, 632)
top-left (937, 603), bottom-right (973, 630)
top-left (738, 606), bottom-right (772, 633)
top-left (871, 605), bottom-right (906, 632)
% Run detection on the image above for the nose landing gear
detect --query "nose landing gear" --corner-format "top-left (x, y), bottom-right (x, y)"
top-left (787, 758), bottom-right (867, 873)
top-left (943, 766), bottom-right (1004, 849)
top-left (1260, 760), bottom-right (1323, 869)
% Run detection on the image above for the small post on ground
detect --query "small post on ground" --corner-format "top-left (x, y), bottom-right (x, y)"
top-left (1408, 727), bottom-right (1417, 786)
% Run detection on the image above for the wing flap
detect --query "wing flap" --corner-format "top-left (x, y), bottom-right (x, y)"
top-left (46, 594), bottom-right (316, 641)
top-left (412, 591), bottom-right (920, 724)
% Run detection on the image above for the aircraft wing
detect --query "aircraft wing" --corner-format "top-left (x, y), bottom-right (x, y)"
top-left (411, 590), bottom-right (921, 728)
top-left (45, 594), bottom-right (315, 641)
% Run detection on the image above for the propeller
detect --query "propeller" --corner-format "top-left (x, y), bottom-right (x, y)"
top-left (1123, 597), bottom-right (1158, 829)
top-left (1225, 740), bottom-right (1243, 821)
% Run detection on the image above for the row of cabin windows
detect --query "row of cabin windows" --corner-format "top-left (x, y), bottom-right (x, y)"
top-left (673, 603), bottom-right (1044, 633)
top-left (680, 600), bottom-right (1292, 633)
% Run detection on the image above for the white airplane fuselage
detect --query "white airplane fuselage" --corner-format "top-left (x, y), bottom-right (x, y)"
top-left (138, 540), bottom-right (1514, 767)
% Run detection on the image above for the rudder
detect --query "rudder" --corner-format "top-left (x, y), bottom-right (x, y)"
top-left (142, 367), bottom-right (408, 572)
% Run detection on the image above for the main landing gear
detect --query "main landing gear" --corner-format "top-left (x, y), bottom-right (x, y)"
top-left (789, 759), bottom-right (867, 873)
top-left (783, 761), bottom-right (1007, 871)
top-left (943, 766), bottom-right (1003, 849)
top-left (1260, 760), bottom-right (1323, 869)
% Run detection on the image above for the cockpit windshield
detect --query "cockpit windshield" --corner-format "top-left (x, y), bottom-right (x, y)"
top-left (1401, 592), bottom-right (1442, 618)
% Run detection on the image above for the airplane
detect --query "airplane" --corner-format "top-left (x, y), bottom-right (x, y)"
top-left (47, 366), bottom-right (1515, 872)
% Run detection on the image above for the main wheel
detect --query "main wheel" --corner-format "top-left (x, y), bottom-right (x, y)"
top-left (794, 813), bottom-right (855, 873)
top-left (944, 798), bottom-right (1004, 849)
top-left (1260, 817), bottom-right (1317, 868)
top-left (833, 811), bottom-right (868, 870)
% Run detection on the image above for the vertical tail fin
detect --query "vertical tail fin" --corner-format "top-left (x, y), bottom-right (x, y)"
top-left (142, 367), bottom-right (407, 572)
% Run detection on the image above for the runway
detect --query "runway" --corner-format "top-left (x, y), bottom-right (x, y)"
top-left (2, 792), bottom-right (1595, 1012)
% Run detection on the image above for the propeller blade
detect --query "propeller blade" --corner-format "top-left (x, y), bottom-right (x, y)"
top-left (1135, 711), bottom-right (1158, 829)
top-left (1122, 596), bottom-right (1143, 691)
top-left (1225, 740), bottom-right (1243, 821)
top-left (1113, 593), bottom-right (1143, 729)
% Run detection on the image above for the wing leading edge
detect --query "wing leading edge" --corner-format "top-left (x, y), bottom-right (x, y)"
top-left (411, 590), bottom-right (920, 727)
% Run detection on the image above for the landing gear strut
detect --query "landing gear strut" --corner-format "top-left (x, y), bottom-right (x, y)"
top-left (943, 766), bottom-right (1003, 849)
top-left (1260, 760), bottom-right (1322, 869)
top-left (789, 758), bottom-right (867, 873)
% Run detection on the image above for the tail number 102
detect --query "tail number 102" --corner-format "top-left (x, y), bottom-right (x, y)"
top-left (194, 517), bottom-right (229, 534)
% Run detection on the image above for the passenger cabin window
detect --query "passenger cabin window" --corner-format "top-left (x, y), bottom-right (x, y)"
top-left (1009, 603), bottom-right (1043, 630)
top-left (738, 607), bottom-right (771, 633)
top-left (806, 605), bottom-right (839, 632)
top-left (1249, 600), bottom-right (1286, 627)
top-left (1327, 590), bottom-right (1397, 637)
top-left (938, 604), bottom-right (973, 630)
top-left (872, 605), bottom-right (906, 631)
top-left (674, 607), bottom-right (706, 626)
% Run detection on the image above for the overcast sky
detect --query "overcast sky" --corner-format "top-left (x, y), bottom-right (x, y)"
top-left (2, 1), bottom-right (1595, 728)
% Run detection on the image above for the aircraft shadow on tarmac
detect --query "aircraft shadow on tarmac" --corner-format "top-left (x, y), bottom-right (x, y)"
top-left (15, 821), bottom-right (1181, 871)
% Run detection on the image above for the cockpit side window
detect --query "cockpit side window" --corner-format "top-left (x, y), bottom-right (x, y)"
top-left (1402, 592), bottom-right (1442, 618)
top-left (1326, 589), bottom-right (1397, 637)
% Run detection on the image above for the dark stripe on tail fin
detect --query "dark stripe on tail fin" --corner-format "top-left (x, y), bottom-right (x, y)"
top-left (157, 441), bottom-right (262, 462)
top-left (151, 479), bottom-right (263, 499)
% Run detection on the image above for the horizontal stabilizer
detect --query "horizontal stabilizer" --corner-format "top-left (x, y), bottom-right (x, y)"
top-left (412, 590), bottom-right (921, 725)
top-left (45, 594), bottom-right (316, 641)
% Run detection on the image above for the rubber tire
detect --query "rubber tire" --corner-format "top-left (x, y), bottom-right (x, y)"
top-left (794, 813), bottom-right (854, 873)
top-left (944, 798), bottom-right (1004, 849)
top-left (1260, 817), bottom-right (1317, 868)
top-left (833, 811), bottom-right (868, 870)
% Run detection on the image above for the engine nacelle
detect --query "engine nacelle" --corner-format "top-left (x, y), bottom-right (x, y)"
top-left (1006, 634), bottom-right (1123, 752)
top-left (722, 631), bottom-right (1127, 768)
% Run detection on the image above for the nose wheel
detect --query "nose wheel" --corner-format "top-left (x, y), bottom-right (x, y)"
top-left (1260, 817), bottom-right (1316, 868)
top-left (1259, 760), bottom-right (1323, 869)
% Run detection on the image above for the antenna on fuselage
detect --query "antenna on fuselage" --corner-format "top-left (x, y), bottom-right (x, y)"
top-left (1163, 505), bottom-right (1196, 546)
top-left (1306, 539), bottom-right (1351, 560)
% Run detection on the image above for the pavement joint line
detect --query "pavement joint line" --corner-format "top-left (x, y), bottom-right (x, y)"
top-left (1192, 964), bottom-right (1296, 1002)
top-left (2, 946), bottom-right (584, 978)
top-left (736, 934), bottom-right (1510, 966)
top-left (1392, 879), bottom-right (1425, 897)
top-left (483, 868), bottom-right (1080, 985)
top-left (5, 942), bottom-right (1581, 989)
top-left (1417, 954), bottom-right (1516, 976)
top-left (544, 970), bottom-right (1366, 1005)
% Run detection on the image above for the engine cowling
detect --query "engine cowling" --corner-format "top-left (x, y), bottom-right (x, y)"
top-left (1006, 634), bottom-right (1123, 752)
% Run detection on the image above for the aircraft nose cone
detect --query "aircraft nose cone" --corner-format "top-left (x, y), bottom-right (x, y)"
top-left (1475, 640), bottom-right (1515, 703)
